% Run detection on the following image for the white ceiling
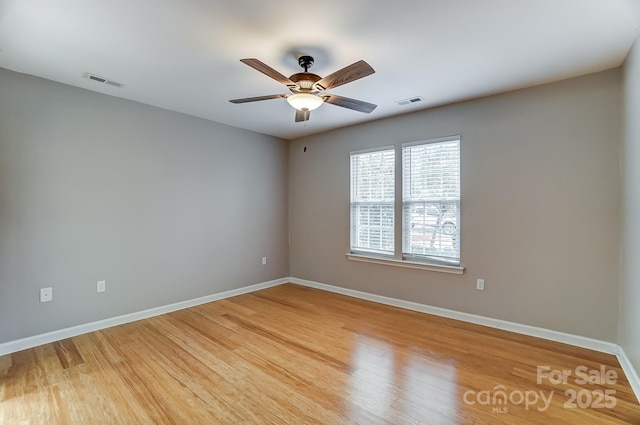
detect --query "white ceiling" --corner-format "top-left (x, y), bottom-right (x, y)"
top-left (1, 0), bottom-right (639, 140)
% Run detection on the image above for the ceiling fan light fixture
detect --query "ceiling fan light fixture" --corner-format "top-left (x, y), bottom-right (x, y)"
top-left (286, 93), bottom-right (324, 111)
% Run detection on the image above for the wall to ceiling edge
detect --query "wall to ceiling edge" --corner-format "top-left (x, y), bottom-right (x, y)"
top-left (0, 67), bottom-right (290, 343)
top-left (289, 69), bottom-right (622, 342)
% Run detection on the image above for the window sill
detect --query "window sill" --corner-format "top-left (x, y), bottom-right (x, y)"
top-left (346, 253), bottom-right (464, 275)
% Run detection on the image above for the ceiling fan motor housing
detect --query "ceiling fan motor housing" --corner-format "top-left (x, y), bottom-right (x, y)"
top-left (290, 72), bottom-right (321, 91)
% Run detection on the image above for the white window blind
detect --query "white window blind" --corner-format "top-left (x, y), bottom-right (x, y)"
top-left (402, 137), bottom-right (460, 265)
top-left (350, 148), bottom-right (395, 255)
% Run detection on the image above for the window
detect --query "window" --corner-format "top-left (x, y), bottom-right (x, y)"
top-left (402, 137), bottom-right (460, 266)
top-left (349, 136), bottom-right (461, 269)
top-left (350, 148), bottom-right (395, 255)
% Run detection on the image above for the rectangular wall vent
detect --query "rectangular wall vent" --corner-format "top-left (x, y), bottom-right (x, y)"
top-left (84, 73), bottom-right (124, 88)
top-left (396, 96), bottom-right (424, 106)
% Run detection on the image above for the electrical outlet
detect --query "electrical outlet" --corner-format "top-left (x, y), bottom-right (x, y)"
top-left (97, 280), bottom-right (106, 293)
top-left (262, 256), bottom-right (267, 265)
top-left (40, 287), bottom-right (53, 303)
top-left (476, 279), bottom-right (485, 291)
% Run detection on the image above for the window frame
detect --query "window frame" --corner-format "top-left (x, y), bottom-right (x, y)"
top-left (348, 136), bottom-right (463, 274)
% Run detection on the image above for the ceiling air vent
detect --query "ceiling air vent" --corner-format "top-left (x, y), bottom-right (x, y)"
top-left (84, 73), bottom-right (125, 88)
top-left (396, 96), bottom-right (424, 106)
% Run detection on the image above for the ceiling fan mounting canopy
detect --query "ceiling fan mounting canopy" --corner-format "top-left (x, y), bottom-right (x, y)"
top-left (229, 55), bottom-right (377, 122)
top-left (298, 55), bottom-right (314, 72)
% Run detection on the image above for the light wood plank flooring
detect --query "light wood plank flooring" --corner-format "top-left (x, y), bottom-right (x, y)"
top-left (1, 283), bottom-right (639, 424)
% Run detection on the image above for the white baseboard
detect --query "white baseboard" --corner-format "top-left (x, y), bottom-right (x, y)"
top-left (3, 275), bottom-right (639, 404)
top-left (616, 346), bottom-right (640, 402)
top-left (0, 278), bottom-right (288, 356)
top-left (289, 277), bottom-right (619, 354)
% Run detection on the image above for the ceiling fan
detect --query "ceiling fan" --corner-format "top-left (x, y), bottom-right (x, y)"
top-left (229, 55), bottom-right (377, 122)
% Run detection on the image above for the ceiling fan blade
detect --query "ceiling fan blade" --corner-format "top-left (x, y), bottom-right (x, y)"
top-left (314, 60), bottom-right (375, 91)
top-left (323, 95), bottom-right (377, 113)
top-left (295, 109), bottom-right (310, 122)
top-left (240, 59), bottom-right (297, 88)
top-left (229, 94), bottom-right (286, 104)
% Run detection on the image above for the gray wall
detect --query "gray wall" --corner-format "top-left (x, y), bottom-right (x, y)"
top-left (621, 38), bottom-right (640, 371)
top-left (289, 70), bottom-right (621, 342)
top-left (0, 65), bottom-right (626, 346)
top-left (0, 68), bottom-right (289, 343)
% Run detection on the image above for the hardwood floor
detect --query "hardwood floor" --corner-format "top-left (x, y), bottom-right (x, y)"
top-left (1, 283), bottom-right (639, 424)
